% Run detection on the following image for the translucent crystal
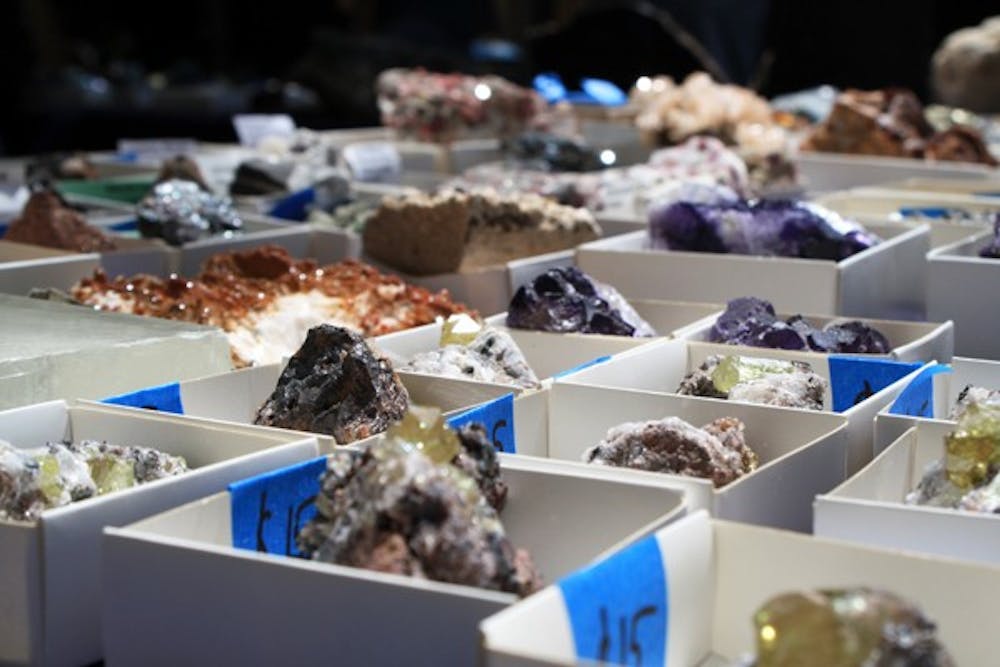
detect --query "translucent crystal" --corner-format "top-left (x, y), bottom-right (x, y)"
top-left (710, 355), bottom-right (797, 394)
top-left (88, 456), bottom-right (137, 495)
top-left (753, 588), bottom-right (953, 667)
top-left (440, 313), bottom-right (483, 347)
top-left (945, 401), bottom-right (1000, 489)
top-left (385, 406), bottom-right (461, 464)
top-left (37, 455), bottom-right (64, 505)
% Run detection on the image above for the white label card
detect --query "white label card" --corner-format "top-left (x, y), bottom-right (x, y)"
top-left (342, 142), bottom-right (402, 183)
top-left (232, 114), bottom-right (297, 148)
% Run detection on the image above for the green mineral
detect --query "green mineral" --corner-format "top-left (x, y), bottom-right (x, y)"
top-left (88, 456), bottom-right (137, 495)
top-left (37, 455), bottom-right (64, 505)
top-left (945, 401), bottom-right (1000, 489)
top-left (439, 313), bottom-right (483, 347)
top-left (753, 588), bottom-right (953, 667)
top-left (384, 405), bottom-right (461, 464)
top-left (710, 355), bottom-right (797, 394)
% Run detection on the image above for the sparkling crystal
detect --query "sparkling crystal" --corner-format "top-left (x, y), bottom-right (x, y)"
top-left (385, 406), bottom-right (461, 464)
top-left (710, 355), bottom-right (798, 394)
top-left (945, 401), bottom-right (1000, 489)
top-left (440, 313), bottom-right (483, 347)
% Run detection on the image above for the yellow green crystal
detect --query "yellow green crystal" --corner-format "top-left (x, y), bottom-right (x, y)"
top-left (711, 355), bottom-right (797, 393)
top-left (945, 401), bottom-right (1000, 489)
top-left (88, 456), bottom-right (137, 495)
top-left (385, 405), bottom-right (461, 464)
top-left (439, 313), bottom-right (483, 347)
top-left (37, 455), bottom-right (64, 505)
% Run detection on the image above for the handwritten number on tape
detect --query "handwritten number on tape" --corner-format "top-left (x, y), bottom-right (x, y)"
top-left (828, 357), bottom-right (922, 413)
top-left (889, 364), bottom-right (952, 417)
top-left (559, 534), bottom-right (668, 666)
top-left (446, 393), bottom-right (516, 454)
top-left (229, 456), bottom-right (327, 558)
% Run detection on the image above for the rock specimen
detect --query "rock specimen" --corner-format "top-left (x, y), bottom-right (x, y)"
top-left (3, 190), bottom-right (118, 252)
top-left (0, 438), bottom-right (188, 521)
top-left (710, 297), bottom-right (890, 353)
top-left (978, 213), bottom-right (1000, 259)
top-left (676, 355), bottom-right (826, 411)
top-left (136, 179), bottom-right (243, 245)
top-left (648, 187), bottom-right (879, 261)
top-left (404, 315), bottom-right (540, 389)
top-left (507, 266), bottom-right (655, 337)
top-left (752, 588), bottom-right (954, 667)
top-left (297, 406), bottom-right (541, 596)
top-left (362, 188), bottom-right (600, 275)
top-left (156, 155), bottom-right (211, 191)
top-left (254, 325), bottom-right (409, 443)
top-left (509, 132), bottom-right (605, 172)
top-left (949, 384), bottom-right (1000, 420)
top-left (584, 416), bottom-right (758, 487)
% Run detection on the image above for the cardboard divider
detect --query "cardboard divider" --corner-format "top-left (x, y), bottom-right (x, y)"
top-left (86, 361), bottom-right (519, 453)
top-left (676, 308), bottom-right (954, 363)
top-left (874, 177), bottom-right (1000, 197)
top-left (795, 151), bottom-right (996, 192)
top-left (0, 401), bottom-right (319, 667)
top-left (816, 420), bottom-right (1000, 567)
top-left (0, 241), bottom-right (101, 297)
top-left (575, 222), bottom-right (929, 319)
top-left (481, 510), bottom-right (1000, 666)
top-left (100, 455), bottom-right (688, 665)
top-left (557, 338), bottom-right (928, 474)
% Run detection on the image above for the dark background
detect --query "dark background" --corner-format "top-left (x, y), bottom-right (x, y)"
top-left (1, 0), bottom-right (996, 155)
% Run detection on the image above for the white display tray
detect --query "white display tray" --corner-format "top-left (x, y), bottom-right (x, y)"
top-left (795, 150), bottom-right (997, 193)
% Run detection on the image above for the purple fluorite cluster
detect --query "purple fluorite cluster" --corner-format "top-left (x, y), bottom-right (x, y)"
top-left (710, 297), bottom-right (891, 353)
top-left (647, 189), bottom-right (879, 261)
top-left (506, 267), bottom-right (655, 337)
top-left (978, 213), bottom-right (1000, 258)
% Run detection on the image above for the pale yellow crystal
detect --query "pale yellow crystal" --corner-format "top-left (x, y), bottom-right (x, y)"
top-left (88, 456), bottom-right (137, 495)
top-left (385, 405), bottom-right (461, 464)
top-left (946, 401), bottom-right (1000, 489)
top-left (711, 355), bottom-right (797, 394)
top-left (439, 313), bottom-right (483, 347)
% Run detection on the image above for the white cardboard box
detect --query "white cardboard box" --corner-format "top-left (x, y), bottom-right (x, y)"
top-left (0, 294), bottom-right (233, 411)
top-left (676, 308), bottom-right (954, 363)
top-left (0, 400), bottom-right (320, 667)
top-left (873, 356), bottom-right (1000, 455)
top-left (91, 362), bottom-right (519, 453)
top-left (101, 455), bottom-right (688, 665)
top-left (927, 230), bottom-right (1000, 359)
top-left (576, 222), bottom-right (929, 319)
top-left (0, 242), bottom-right (99, 296)
top-left (480, 510), bottom-right (1000, 666)
top-left (560, 338), bottom-right (928, 475)
top-left (527, 382), bottom-right (848, 531)
top-left (815, 420), bottom-right (1000, 566)
top-left (866, 176), bottom-right (1000, 198)
top-left (795, 151), bottom-right (997, 193)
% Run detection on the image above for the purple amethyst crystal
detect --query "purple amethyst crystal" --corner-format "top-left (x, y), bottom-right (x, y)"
top-left (710, 297), bottom-right (891, 354)
top-left (506, 266), bottom-right (655, 337)
top-left (648, 196), bottom-right (880, 261)
top-left (978, 213), bottom-right (1000, 258)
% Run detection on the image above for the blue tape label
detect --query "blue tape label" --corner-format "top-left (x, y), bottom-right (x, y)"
top-left (446, 393), bottom-right (516, 453)
top-left (889, 364), bottom-right (952, 417)
top-left (559, 534), bottom-right (668, 666)
top-left (101, 382), bottom-right (183, 414)
top-left (229, 456), bottom-right (327, 557)
top-left (898, 206), bottom-right (969, 219)
top-left (553, 355), bottom-right (612, 380)
top-left (268, 187), bottom-right (315, 221)
top-left (828, 357), bottom-right (923, 413)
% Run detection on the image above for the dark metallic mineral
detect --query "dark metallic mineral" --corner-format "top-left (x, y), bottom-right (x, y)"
top-left (136, 179), bottom-right (243, 245)
top-left (508, 132), bottom-right (604, 172)
top-left (254, 324), bottom-right (409, 443)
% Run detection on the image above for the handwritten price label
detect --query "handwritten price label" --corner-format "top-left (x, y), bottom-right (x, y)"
top-left (446, 393), bottom-right (516, 454)
top-left (101, 382), bottom-right (184, 414)
top-left (558, 534), bottom-right (668, 666)
top-left (828, 357), bottom-right (922, 413)
top-left (229, 456), bottom-right (327, 557)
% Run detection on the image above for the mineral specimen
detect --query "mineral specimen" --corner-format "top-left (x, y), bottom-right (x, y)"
top-left (0, 438), bottom-right (188, 522)
top-left (404, 323), bottom-right (540, 389)
top-left (509, 132), bottom-right (604, 172)
top-left (362, 188), bottom-right (600, 275)
top-left (944, 400), bottom-right (1000, 489)
top-left (978, 214), bottom-right (1000, 259)
top-left (136, 179), bottom-right (243, 245)
top-left (507, 266), bottom-right (655, 337)
top-left (297, 408), bottom-right (540, 596)
top-left (3, 190), bottom-right (119, 252)
top-left (648, 189), bottom-right (879, 261)
top-left (254, 325), bottom-right (409, 443)
top-left (949, 384), bottom-right (1000, 419)
top-left (710, 297), bottom-right (890, 353)
top-left (676, 355), bottom-right (826, 411)
top-left (157, 155), bottom-right (211, 191)
top-left (752, 588), bottom-right (954, 667)
top-left (583, 416), bottom-right (758, 487)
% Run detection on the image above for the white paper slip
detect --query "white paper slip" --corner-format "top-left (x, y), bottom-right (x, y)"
top-left (233, 114), bottom-right (296, 148)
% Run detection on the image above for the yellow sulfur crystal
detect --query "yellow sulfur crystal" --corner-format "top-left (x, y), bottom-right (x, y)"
top-left (37, 455), bottom-right (64, 505)
top-left (711, 355), bottom-right (797, 394)
top-left (88, 456), bottom-right (137, 495)
top-left (385, 406), bottom-right (461, 464)
top-left (439, 313), bottom-right (483, 347)
top-left (945, 401), bottom-right (1000, 489)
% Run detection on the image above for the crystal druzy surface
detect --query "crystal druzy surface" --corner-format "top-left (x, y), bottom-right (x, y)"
top-left (584, 415), bottom-right (758, 487)
top-left (136, 179), bottom-right (243, 245)
top-left (648, 187), bottom-right (879, 261)
top-left (710, 297), bottom-right (890, 353)
top-left (506, 266), bottom-right (655, 337)
top-left (0, 438), bottom-right (188, 521)
top-left (752, 588), bottom-right (954, 667)
top-left (677, 354), bottom-right (826, 411)
top-left (254, 324), bottom-right (409, 443)
top-left (297, 407), bottom-right (540, 595)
